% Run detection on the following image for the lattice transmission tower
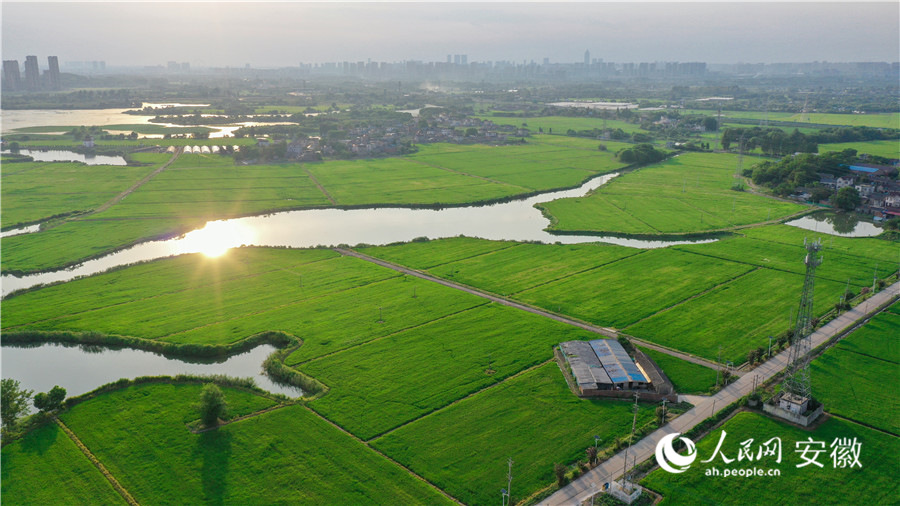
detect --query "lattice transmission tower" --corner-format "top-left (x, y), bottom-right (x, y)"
top-left (781, 238), bottom-right (823, 400)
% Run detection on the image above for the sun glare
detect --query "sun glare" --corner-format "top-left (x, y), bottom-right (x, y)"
top-left (178, 221), bottom-right (256, 258)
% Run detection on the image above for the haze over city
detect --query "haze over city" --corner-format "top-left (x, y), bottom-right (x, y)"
top-left (3, 2), bottom-right (899, 68)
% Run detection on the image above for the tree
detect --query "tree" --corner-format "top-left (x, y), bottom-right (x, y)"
top-left (197, 383), bottom-right (228, 427)
top-left (1, 379), bottom-right (33, 431)
top-left (585, 446), bottom-right (598, 466)
top-left (702, 117), bottom-right (718, 132)
top-left (554, 462), bottom-right (568, 486)
top-left (33, 385), bottom-right (66, 413)
top-left (832, 186), bottom-right (861, 212)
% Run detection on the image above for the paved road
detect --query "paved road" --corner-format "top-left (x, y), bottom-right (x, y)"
top-left (540, 280), bottom-right (900, 506)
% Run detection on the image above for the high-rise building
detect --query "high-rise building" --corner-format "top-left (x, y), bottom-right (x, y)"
top-left (24, 55), bottom-right (40, 90)
top-left (461, 54), bottom-right (467, 65)
top-left (584, 50), bottom-right (590, 66)
top-left (47, 56), bottom-right (60, 89)
top-left (454, 54), bottom-right (460, 65)
top-left (3, 60), bottom-right (21, 91)
top-left (447, 54), bottom-right (451, 64)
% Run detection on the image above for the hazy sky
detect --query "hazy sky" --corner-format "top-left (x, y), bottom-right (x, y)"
top-left (3, 2), bottom-right (898, 68)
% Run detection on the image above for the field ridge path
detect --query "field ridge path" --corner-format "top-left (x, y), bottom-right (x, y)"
top-left (304, 168), bottom-right (337, 204)
top-left (367, 357), bottom-right (554, 442)
top-left (87, 148), bottom-right (183, 217)
top-left (54, 417), bottom-right (140, 506)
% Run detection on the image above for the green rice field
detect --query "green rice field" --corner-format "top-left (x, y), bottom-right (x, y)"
top-left (373, 362), bottom-right (655, 505)
top-left (638, 346), bottom-right (717, 394)
top-left (537, 152), bottom-right (807, 235)
top-left (51, 383), bottom-right (451, 504)
top-left (810, 304), bottom-right (900, 434)
top-left (1, 160), bottom-right (162, 227)
top-left (0, 422), bottom-right (125, 505)
top-left (302, 303), bottom-right (601, 439)
top-left (819, 140), bottom-right (900, 159)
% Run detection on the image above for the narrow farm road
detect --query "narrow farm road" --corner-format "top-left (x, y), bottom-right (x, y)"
top-left (540, 280), bottom-right (900, 506)
top-left (334, 247), bottom-right (618, 338)
top-left (90, 148), bottom-right (183, 215)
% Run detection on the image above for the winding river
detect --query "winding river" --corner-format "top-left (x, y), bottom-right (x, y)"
top-left (1, 172), bottom-right (717, 296)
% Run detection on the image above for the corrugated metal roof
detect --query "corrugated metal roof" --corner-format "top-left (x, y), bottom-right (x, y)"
top-left (562, 339), bottom-right (647, 388)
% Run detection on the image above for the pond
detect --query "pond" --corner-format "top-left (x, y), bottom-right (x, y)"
top-left (1, 171), bottom-right (718, 296)
top-left (785, 211), bottom-right (883, 237)
top-left (1, 343), bottom-right (302, 403)
top-left (1, 148), bottom-right (127, 165)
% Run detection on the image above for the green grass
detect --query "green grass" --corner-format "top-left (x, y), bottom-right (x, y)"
top-left (373, 361), bottom-right (656, 506)
top-left (638, 347), bottom-right (717, 394)
top-left (54, 383), bottom-right (450, 504)
top-left (626, 268), bottom-right (846, 363)
top-left (515, 248), bottom-right (755, 329)
top-left (819, 140), bottom-right (900, 159)
top-left (0, 422), bottom-right (125, 505)
top-left (1, 161), bottom-right (162, 227)
top-left (537, 152), bottom-right (807, 235)
top-left (641, 411), bottom-right (900, 505)
top-left (302, 303), bottom-right (601, 439)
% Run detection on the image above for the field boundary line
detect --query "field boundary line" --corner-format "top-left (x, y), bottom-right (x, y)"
top-left (54, 417), bottom-right (140, 506)
top-left (335, 247), bottom-right (619, 338)
top-left (826, 413), bottom-right (899, 439)
top-left (188, 403), bottom-right (290, 433)
top-left (830, 346), bottom-right (900, 365)
top-left (623, 265), bottom-right (761, 330)
top-left (288, 302), bottom-right (489, 366)
top-left (301, 406), bottom-right (464, 505)
top-left (674, 245), bottom-right (878, 288)
top-left (406, 157), bottom-right (531, 191)
top-left (304, 168), bottom-right (337, 204)
top-left (368, 358), bottom-right (554, 443)
top-left (2, 254), bottom-right (340, 330)
top-left (509, 249), bottom-right (649, 297)
top-left (736, 233), bottom-right (900, 269)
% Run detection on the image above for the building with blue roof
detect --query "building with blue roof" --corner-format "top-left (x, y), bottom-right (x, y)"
top-left (560, 339), bottom-right (649, 394)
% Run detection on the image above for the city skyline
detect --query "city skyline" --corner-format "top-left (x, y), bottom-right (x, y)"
top-left (2, 2), bottom-right (898, 68)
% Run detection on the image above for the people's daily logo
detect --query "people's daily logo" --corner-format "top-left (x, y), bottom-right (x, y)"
top-left (655, 432), bottom-right (697, 473)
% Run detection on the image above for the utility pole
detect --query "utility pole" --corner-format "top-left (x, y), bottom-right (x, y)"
top-left (716, 345), bottom-right (722, 386)
top-left (622, 392), bottom-right (639, 486)
top-left (506, 457), bottom-right (513, 506)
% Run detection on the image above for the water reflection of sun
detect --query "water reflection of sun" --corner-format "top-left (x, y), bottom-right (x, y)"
top-left (177, 221), bottom-right (256, 258)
